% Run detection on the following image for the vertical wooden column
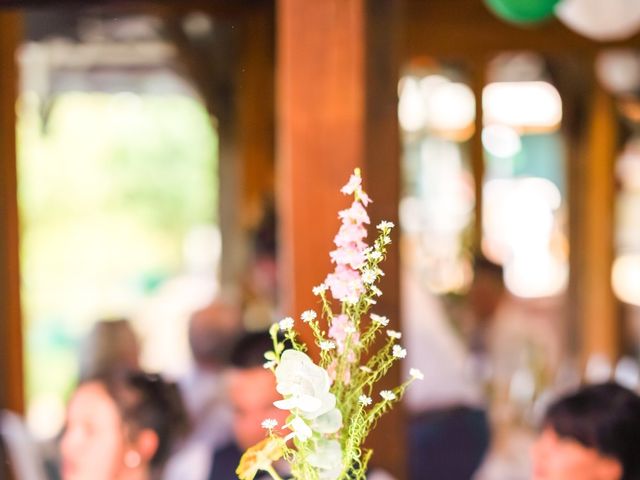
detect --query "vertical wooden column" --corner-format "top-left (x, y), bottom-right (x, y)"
top-left (0, 11), bottom-right (24, 413)
top-left (362, 2), bottom-right (405, 477)
top-left (573, 80), bottom-right (619, 365)
top-left (277, 0), bottom-right (404, 476)
top-left (238, 6), bottom-right (275, 227)
top-left (470, 59), bottom-right (485, 252)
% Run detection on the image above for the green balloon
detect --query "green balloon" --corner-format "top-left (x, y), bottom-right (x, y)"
top-left (484, 0), bottom-right (561, 24)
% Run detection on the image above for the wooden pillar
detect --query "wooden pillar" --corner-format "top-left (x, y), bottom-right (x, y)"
top-left (470, 59), bottom-right (485, 252)
top-left (0, 11), bottom-right (24, 413)
top-left (238, 7), bottom-right (275, 229)
top-left (277, 0), bottom-right (405, 476)
top-left (572, 79), bottom-right (619, 365)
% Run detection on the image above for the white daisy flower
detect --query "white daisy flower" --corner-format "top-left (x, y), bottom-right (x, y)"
top-left (320, 340), bottom-right (336, 351)
top-left (312, 284), bottom-right (328, 296)
top-left (358, 395), bottom-right (372, 406)
top-left (392, 345), bottom-right (407, 358)
top-left (371, 314), bottom-right (389, 326)
top-left (377, 221), bottom-right (395, 230)
top-left (410, 368), bottom-right (424, 380)
top-left (301, 310), bottom-right (317, 323)
top-left (279, 317), bottom-right (294, 331)
top-left (380, 390), bottom-right (396, 401)
top-left (261, 418), bottom-right (278, 430)
top-left (362, 270), bottom-right (377, 284)
top-left (369, 251), bottom-right (383, 261)
top-left (386, 330), bottom-right (402, 339)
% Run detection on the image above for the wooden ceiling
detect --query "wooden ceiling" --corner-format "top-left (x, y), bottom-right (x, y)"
top-left (405, 0), bottom-right (640, 58)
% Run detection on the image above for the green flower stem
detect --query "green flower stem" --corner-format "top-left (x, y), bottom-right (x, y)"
top-left (264, 465), bottom-right (284, 480)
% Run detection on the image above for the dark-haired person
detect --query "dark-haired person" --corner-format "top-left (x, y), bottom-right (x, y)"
top-left (207, 331), bottom-right (290, 480)
top-left (61, 372), bottom-right (188, 480)
top-left (532, 382), bottom-right (640, 480)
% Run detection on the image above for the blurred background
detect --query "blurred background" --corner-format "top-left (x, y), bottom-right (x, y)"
top-left (2, 0), bottom-right (640, 479)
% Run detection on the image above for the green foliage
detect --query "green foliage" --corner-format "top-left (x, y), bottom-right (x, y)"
top-left (17, 92), bottom-right (217, 408)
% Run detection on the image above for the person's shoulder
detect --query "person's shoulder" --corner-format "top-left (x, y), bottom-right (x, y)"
top-left (208, 441), bottom-right (243, 480)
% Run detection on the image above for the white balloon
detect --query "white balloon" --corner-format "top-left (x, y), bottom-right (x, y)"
top-left (556, 0), bottom-right (640, 41)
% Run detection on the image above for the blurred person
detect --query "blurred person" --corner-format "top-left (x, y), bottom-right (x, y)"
top-left (243, 202), bottom-right (279, 331)
top-left (207, 331), bottom-right (290, 480)
top-left (162, 297), bottom-right (241, 480)
top-left (61, 371), bottom-right (188, 480)
top-left (0, 410), bottom-right (47, 480)
top-left (532, 382), bottom-right (640, 480)
top-left (402, 241), bottom-right (490, 480)
top-left (79, 318), bottom-right (140, 381)
top-left (213, 331), bottom-right (401, 480)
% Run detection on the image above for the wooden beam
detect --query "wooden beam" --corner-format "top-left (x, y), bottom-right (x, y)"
top-left (277, 0), bottom-right (405, 476)
top-left (0, 11), bottom-right (24, 413)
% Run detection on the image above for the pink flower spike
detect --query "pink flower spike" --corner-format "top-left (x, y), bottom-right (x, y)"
top-left (338, 201), bottom-right (370, 225)
top-left (340, 173), bottom-right (362, 195)
top-left (358, 191), bottom-right (372, 207)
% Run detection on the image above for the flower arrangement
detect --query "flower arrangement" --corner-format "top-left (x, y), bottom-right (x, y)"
top-left (237, 168), bottom-right (423, 480)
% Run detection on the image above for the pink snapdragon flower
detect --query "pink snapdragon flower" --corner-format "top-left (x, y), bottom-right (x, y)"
top-left (325, 170), bottom-right (371, 303)
top-left (328, 314), bottom-right (360, 354)
top-left (325, 266), bottom-right (364, 304)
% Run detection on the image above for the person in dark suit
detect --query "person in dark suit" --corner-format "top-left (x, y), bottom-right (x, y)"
top-left (208, 332), bottom-right (290, 480)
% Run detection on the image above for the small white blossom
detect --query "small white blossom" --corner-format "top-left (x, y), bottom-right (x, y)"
top-left (320, 340), bottom-right (336, 351)
top-left (263, 360), bottom-right (276, 369)
top-left (371, 314), bottom-right (389, 326)
top-left (371, 286), bottom-right (383, 297)
top-left (261, 418), bottom-right (278, 430)
top-left (313, 284), bottom-right (328, 296)
top-left (346, 295), bottom-right (360, 305)
top-left (362, 270), bottom-right (377, 284)
top-left (367, 298), bottom-right (377, 305)
top-left (410, 368), bottom-right (424, 380)
top-left (279, 317), bottom-right (295, 331)
top-left (393, 345), bottom-right (407, 358)
top-left (376, 268), bottom-right (385, 277)
top-left (382, 236), bottom-right (391, 245)
top-left (387, 329), bottom-right (402, 339)
top-left (345, 325), bottom-right (356, 334)
top-left (301, 310), bottom-right (317, 323)
top-left (360, 366), bottom-right (373, 373)
top-left (369, 251), bottom-right (383, 261)
top-left (380, 390), bottom-right (396, 401)
top-left (377, 221), bottom-right (395, 230)
top-left (358, 395), bottom-right (372, 406)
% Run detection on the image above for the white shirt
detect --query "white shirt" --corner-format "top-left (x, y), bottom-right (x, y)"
top-left (163, 367), bottom-right (232, 480)
top-left (0, 410), bottom-right (47, 480)
top-left (401, 268), bottom-right (484, 413)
